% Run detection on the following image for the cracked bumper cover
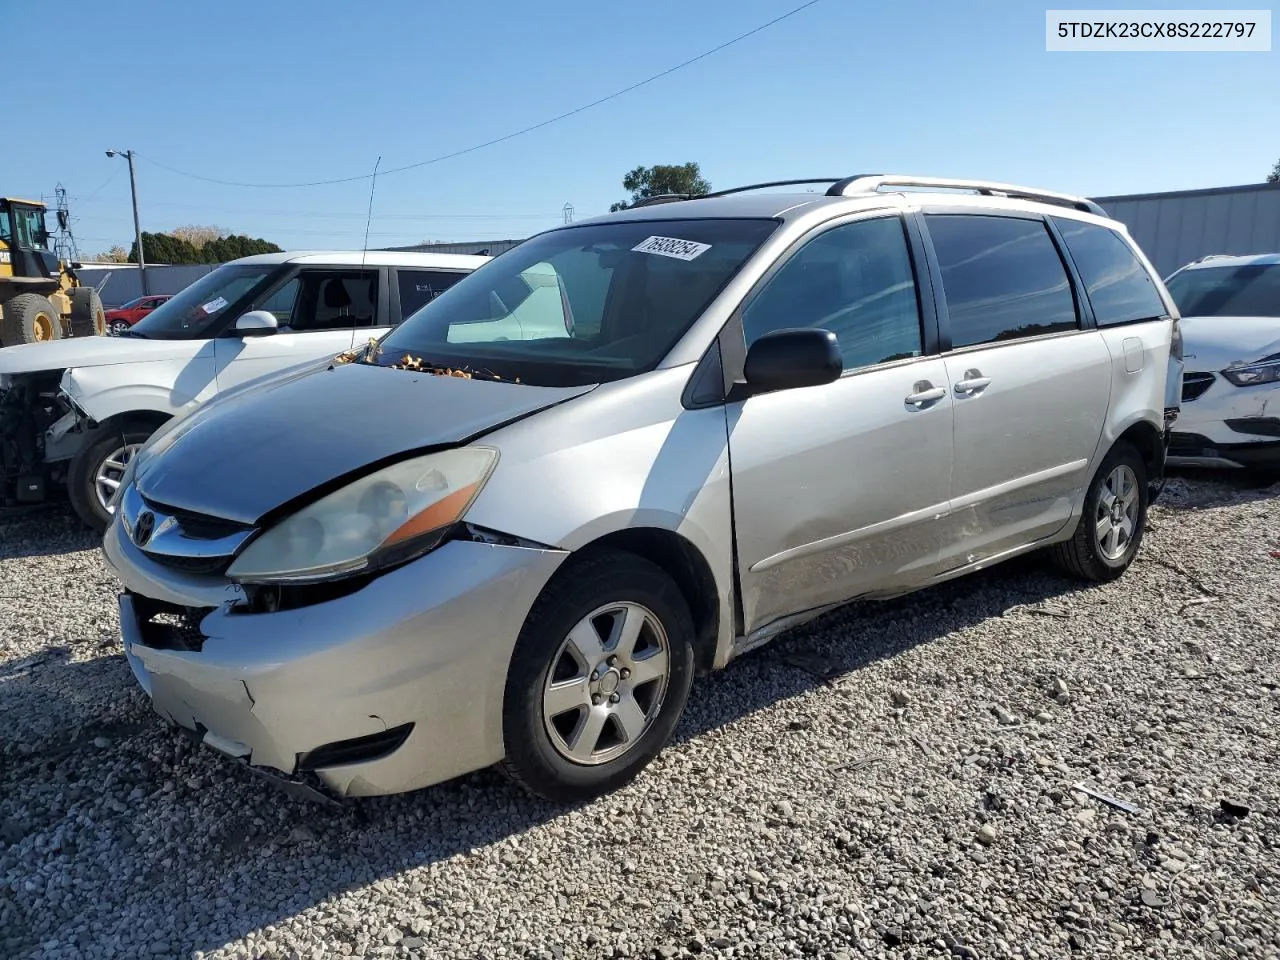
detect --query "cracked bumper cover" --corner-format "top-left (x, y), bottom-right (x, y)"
top-left (107, 521), bottom-right (567, 798)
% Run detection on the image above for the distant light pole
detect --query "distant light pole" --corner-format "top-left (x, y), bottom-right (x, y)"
top-left (105, 149), bottom-right (147, 294)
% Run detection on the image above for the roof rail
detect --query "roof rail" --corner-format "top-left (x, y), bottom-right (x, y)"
top-left (630, 194), bottom-right (693, 208)
top-left (826, 174), bottom-right (1107, 216)
top-left (702, 178), bottom-right (848, 199)
top-left (628, 179), bottom-right (850, 209)
top-left (1192, 253), bottom-right (1233, 263)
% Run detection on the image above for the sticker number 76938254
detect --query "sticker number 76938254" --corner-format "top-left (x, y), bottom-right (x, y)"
top-left (631, 236), bottom-right (712, 261)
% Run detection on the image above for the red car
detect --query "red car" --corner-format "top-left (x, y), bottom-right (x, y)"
top-left (104, 294), bottom-right (172, 335)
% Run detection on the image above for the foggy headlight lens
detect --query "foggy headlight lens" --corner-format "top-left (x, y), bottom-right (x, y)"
top-left (225, 447), bottom-right (498, 584)
top-left (1221, 358), bottom-right (1280, 387)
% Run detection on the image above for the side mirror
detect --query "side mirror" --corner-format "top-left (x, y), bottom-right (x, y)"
top-left (235, 310), bottom-right (278, 336)
top-left (737, 328), bottom-right (842, 397)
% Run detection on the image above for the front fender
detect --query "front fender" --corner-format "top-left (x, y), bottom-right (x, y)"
top-left (467, 367), bottom-right (739, 668)
top-left (61, 366), bottom-right (205, 425)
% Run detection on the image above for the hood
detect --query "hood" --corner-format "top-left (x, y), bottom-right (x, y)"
top-left (1179, 315), bottom-right (1280, 373)
top-left (135, 361), bottom-right (594, 524)
top-left (0, 335), bottom-right (191, 374)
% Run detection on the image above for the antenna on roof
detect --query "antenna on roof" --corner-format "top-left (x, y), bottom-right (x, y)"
top-left (355, 155), bottom-right (381, 352)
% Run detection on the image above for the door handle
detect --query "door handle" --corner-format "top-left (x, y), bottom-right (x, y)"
top-left (954, 369), bottom-right (991, 395)
top-left (905, 381), bottom-right (947, 406)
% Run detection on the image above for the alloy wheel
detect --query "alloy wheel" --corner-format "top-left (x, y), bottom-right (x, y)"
top-left (1095, 464), bottom-right (1139, 560)
top-left (542, 601), bottom-right (671, 766)
top-left (95, 443), bottom-right (143, 513)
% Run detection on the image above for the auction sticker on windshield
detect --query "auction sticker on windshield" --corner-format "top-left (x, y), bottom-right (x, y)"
top-left (632, 236), bottom-right (712, 261)
top-left (201, 297), bottom-right (229, 314)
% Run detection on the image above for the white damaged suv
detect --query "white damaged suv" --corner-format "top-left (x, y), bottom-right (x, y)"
top-left (0, 250), bottom-right (486, 529)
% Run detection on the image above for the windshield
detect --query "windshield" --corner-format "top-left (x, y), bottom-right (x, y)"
top-left (1165, 263), bottom-right (1280, 319)
top-left (372, 218), bottom-right (778, 387)
top-left (129, 264), bottom-right (277, 339)
top-left (116, 297), bottom-right (145, 310)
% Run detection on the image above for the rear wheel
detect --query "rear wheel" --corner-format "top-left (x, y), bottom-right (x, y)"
top-left (67, 428), bottom-right (151, 532)
top-left (1049, 442), bottom-right (1148, 582)
top-left (2, 293), bottom-right (62, 344)
top-left (69, 287), bottom-right (106, 337)
top-left (500, 550), bottom-right (695, 802)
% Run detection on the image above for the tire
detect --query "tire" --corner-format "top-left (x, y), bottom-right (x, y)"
top-left (109, 319), bottom-right (131, 337)
top-left (67, 427), bottom-right (152, 533)
top-left (69, 287), bottom-right (106, 337)
top-left (500, 550), bottom-right (696, 802)
top-left (1, 293), bottom-right (63, 345)
top-left (1049, 441), bottom-right (1148, 582)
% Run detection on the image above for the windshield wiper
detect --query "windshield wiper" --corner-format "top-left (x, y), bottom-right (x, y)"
top-left (118, 329), bottom-right (148, 339)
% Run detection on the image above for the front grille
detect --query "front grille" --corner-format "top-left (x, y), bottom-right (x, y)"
top-left (140, 495), bottom-right (252, 541)
top-left (127, 493), bottom-right (251, 576)
top-left (1182, 372), bottom-right (1215, 402)
top-left (139, 551), bottom-right (233, 576)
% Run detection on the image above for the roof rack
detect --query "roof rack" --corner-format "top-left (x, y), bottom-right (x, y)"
top-left (626, 175), bottom-right (1107, 217)
top-left (826, 174), bottom-right (1107, 216)
top-left (1191, 253), bottom-right (1233, 264)
top-left (630, 179), bottom-right (849, 209)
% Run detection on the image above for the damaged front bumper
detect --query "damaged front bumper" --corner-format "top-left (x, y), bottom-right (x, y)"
top-left (107, 521), bottom-right (568, 801)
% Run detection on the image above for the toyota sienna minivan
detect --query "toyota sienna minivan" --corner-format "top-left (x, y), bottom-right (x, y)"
top-left (102, 175), bottom-right (1181, 803)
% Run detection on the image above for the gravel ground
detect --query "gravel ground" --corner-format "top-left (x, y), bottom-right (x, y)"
top-left (1, 474), bottom-right (1278, 960)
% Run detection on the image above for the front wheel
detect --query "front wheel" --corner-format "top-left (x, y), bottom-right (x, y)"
top-left (109, 319), bottom-right (131, 337)
top-left (1049, 441), bottom-right (1148, 582)
top-left (67, 428), bottom-right (151, 532)
top-left (500, 550), bottom-right (695, 802)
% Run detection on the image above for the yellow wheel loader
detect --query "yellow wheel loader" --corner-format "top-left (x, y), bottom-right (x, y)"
top-left (0, 197), bottom-right (106, 347)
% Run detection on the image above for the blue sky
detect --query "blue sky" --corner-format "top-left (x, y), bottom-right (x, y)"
top-left (7, 0), bottom-right (1278, 256)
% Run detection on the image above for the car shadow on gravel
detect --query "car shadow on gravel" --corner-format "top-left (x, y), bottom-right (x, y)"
top-left (0, 504), bottom-right (98, 561)
top-left (1159, 470), bottom-right (1280, 510)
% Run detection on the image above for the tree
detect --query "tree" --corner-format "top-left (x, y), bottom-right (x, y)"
top-left (128, 231), bottom-right (283, 264)
top-left (169, 224), bottom-right (230, 247)
top-left (1269, 158), bottom-right (1280, 184)
top-left (610, 163), bottom-right (711, 211)
top-left (88, 245), bottom-right (130, 263)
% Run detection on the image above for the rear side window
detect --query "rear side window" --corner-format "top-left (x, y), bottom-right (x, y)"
top-left (927, 215), bottom-right (1077, 348)
top-left (743, 216), bottom-right (923, 370)
top-left (1052, 218), bottom-right (1167, 326)
top-left (398, 270), bottom-right (468, 316)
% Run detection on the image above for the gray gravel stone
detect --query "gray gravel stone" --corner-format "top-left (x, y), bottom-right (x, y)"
top-left (3, 476), bottom-right (1279, 960)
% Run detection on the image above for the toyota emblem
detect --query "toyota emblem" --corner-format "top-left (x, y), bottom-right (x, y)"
top-left (133, 511), bottom-right (156, 547)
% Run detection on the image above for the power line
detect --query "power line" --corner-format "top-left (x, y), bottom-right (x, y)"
top-left (134, 0), bottom-right (824, 190)
top-left (66, 201), bottom-right (562, 221)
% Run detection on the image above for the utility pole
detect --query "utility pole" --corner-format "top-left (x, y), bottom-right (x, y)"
top-left (105, 149), bottom-right (147, 294)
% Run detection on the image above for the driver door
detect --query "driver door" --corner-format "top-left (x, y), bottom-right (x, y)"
top-left (214, 269), bottom-right (381, 390)
top-left (726, 214), bottom-right (955, 635)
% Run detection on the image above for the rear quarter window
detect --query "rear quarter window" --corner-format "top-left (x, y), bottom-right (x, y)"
top-left (398, 270), bottom-right (468, 316)
top-left (1051, 218), bottom-right (1167, 326)
top-left (926, 214), bottom-right (1078, 348)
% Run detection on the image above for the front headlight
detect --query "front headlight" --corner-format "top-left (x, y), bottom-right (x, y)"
top-left (1221, 355), bottom-right (1280, 387)
top-left (226, 446), bottom-right (498, 584)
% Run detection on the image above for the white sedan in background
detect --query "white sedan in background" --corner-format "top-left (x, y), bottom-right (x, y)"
top-left (1163, 253), bottom-right (1280, 472)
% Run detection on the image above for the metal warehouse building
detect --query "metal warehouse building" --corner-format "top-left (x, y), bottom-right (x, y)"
top-left (1091, 181), bottom-right (1280, 278)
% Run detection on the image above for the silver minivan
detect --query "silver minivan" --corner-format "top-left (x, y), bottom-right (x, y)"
top-left (103, 175), bottom-right (1181, 803)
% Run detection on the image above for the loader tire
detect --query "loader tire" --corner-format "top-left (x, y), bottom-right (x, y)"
top-left (69, 287), bottom-right (106, 337)
top-left (1, 294), bottom-right (63, 345)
